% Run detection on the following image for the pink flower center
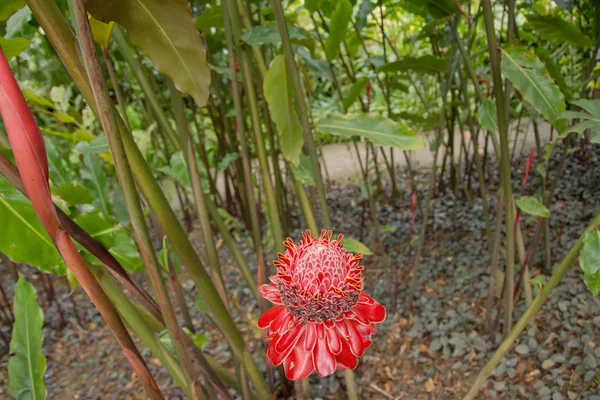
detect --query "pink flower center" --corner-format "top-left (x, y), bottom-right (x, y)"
top-left (274, 233), bottom-right (363, 323)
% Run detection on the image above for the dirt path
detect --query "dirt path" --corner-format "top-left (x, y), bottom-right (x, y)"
top-left (318, 119), bottom-right (552, 182)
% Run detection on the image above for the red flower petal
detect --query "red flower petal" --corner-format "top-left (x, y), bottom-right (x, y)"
top-left (326, 324), bottom-right (342, 355)
top-left (267, 335), bottom-right (288, 366)
top-left (303, 322), bottom-right (317, 353)
top-left (354, 301), bottom-right (386, 323)
top-left (335, 339), bottom-right (358, 370)
top-left (275, 323), bottom-right (305, 354)
top-left (313, 333), bottom-right (336, 377)
top-left (345, 320), bottom-right (364, 357)
top-left (283, 339), bottom-right (314, 381)
top-left (257, 305), bottom-right (285, 329)
top-left (259, 285), bottom-right (282, 304)
top-left (270, 307), bottom-right (293, 334)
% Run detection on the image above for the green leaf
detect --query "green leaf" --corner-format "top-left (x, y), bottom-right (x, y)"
top-left (298, 48), bottom-right (333, 79)
top-left (325, 0), bottom-right (352, 61)
top-left (557, 100), bottom-right (600, 140)
top-left (317, 113), bottom-right (427, 150)
top-left (0, 0), bottom-right (24, 21)
top-left (401, 0), bottom-right (457, 19)
top-left (81, 154), bottom-right (111, 215)
top-left (515, 196), bottom-right (551, 218)
top-left (184, 328), bottom-right (208, 349)
top-left (355, 0), bottom-right (373, 32)
top-left (194, 296), bottom-right (210, 314)
top-left (159, 236), bottom-right (181, 274)
top-left (44, 138), bottom-right (69, 186)
top-left (305, 0), bottom-right (322, 13)
top-left (501, 45), bottom-right (566, 130)
top-left (5, 6), bottom-right (31, 38)
top-left (0, 36), bottom-right (31, 59)
top-left (54, 182), bottom-right (94, 205)
top-left (378, 55), bottom-right (449, 75)
top-left (535, 46), bottom-right (572, 101)
top-left (478, 100), bottom-right (498, 131)
top-left (194, 5), bottom-right (223, 30)
top-left (264, 55), bottom-right (303, 166)
top-left (526, 14), bottom-right (593, 48)
top-left (217, 152), bottom-right (239, 171)
top-left (580, 230), bottom-right (600, 296)
top-left (88, 15), bottom-right (114, 48)
top-left (0, 176), bottom-right (64, 275)
top-left (343, 77), bottom-right (369, 110)
top-left (75, 211), bottom-right (144, 273)
top-left (552, 0), bottom-right (573, 11)
top-left (88, 0), bottom-right (210, 107)
top-left (290, 153), bottom-right (314, 186)
top-left (240, 24), bottom-right (306, 46)
top-left (8, 276), bottom-right (47, 400)
top-left (341, 237), bottom-right (373, 255)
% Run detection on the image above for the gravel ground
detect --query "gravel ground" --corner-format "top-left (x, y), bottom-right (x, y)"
top-left (0, 144), bottom-right (599, 399)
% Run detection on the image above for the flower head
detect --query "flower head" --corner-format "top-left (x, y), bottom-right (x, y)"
top-left (258, 230), bottom-right (386, 380)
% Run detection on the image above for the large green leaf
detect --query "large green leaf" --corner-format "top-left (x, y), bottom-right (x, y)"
top-left (0, 0), bottom-right (24, 21)
top-left (478, 100), bottom-right (498, 132)
top-left (341, 237), bottom-right (373, 255)
top-left (317, 113), bottom-right (426, 150)
top-left (526, 14), bottom-right (593, 48)
top-left (87, 0), bottom-right (210, 107)
top-left (501, 45), bottom-right (566, 129)
top-left (0, 176), bottom-right (64, 275)
top-left (0, 36), bottom-right (31, 59)
top-left (580, 230), bottom-right (600, 296)
top-left (264, 55), bottom-right (303, 166)
top-left (240, 24), bottom-right (306, 46)
top-left (378, 55), bottom-right (449, 75)
top-left (75, 211), bottom-right (145, 273)
top-left (325, 0), bottom-right (352, 61)
top-left (343, 77), bottom-right (369, 110)
top-left (557, 99), bottom-right (600, 142)
top-left (8, 276), bottom-right (47, 400)
top-left (515, 196), bottom-right (551, 218)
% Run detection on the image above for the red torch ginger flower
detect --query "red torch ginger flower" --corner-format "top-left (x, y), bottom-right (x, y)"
top-left (258, 230), bottom-right (386, 380)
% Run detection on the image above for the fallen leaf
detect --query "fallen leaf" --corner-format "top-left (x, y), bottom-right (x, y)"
top-left (425, 378), bottom-right (435, 392)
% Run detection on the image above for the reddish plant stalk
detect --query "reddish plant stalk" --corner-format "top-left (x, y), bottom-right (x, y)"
top-left (0, 46), bottom-right (164, 399)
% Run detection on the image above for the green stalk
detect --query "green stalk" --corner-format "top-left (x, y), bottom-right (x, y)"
top-left (292, 175), bottom-right (319, 235)
top-left (97, 268), bottom-right (191, 397)
top-left (102, 47), bottom-right (130, 132)
top-left (226, 0), bottom-right (284, 253)
top-left (272, 0), bottom-right (332, 230)
top-left (119, 122), bottom-right (270, 397)
top-left (221, 0), bottom-right (267, 310)
top-left (464, 212), bottom-right (600, 399)
top-left (69, 0), bottom-right (195, 388)
top-left (169, 81), bottom-right (227, 296)
top-left (482, 0), bottom-right (516, 335)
